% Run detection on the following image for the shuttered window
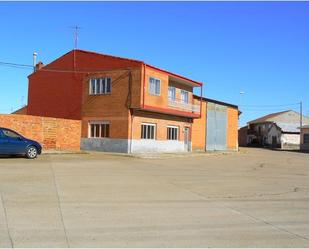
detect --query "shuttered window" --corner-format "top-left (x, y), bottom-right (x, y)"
top-left (89, 78), bottom-right (111, 95)
top-left (167, 126), bottom-right (179, 140)
top-left (141, 123), bottom-right (156, 139)
top-left (89, 122), bottom-right (110, 138)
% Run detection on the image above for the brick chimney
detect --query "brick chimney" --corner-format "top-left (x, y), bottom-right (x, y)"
top-left (35, 61), bottom-right (44, 71)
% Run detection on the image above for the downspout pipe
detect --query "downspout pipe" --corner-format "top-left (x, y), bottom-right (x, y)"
top-left (199, 84), bottom-right (203, 118)
top-left (142, 63), bottom-right (146, 109)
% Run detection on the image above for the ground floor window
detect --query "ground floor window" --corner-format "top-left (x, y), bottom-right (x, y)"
top-left (304, 134), bottom-right (309, 144)
top-left (89, 121), bottom-right (110, 138)
top-left (141, 123), bottom-right (156, 139)
top-left (167, 126), bottom-right (179, 140)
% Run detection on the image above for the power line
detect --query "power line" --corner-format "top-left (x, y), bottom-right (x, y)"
top-left (0, 60), bottom-right (137, 74)
top-left (239, 103), bottom-right (300, 108)
top-left (0, 61), bottom-right (33, 69)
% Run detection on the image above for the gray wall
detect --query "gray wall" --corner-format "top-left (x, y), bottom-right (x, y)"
top-left (81, 138), bottom-right (189, 153)
top-left (81, 138), bottom-right (129, 153)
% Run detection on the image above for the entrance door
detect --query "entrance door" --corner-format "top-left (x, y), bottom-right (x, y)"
top-left (184, 127), bottom-right (190, 152)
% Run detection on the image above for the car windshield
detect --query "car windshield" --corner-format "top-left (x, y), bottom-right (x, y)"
top-left (2, 129), bottom-right (21, 139)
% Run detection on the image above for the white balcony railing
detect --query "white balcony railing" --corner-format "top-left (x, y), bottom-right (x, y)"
top-left (168, 98), bottom-right (200, 114)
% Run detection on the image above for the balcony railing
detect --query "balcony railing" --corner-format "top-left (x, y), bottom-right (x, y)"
top-left (168, 98), bottom-right (200, 114)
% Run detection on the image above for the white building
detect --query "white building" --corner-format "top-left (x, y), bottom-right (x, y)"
top-left (243, 110), bottom-right (309, 149)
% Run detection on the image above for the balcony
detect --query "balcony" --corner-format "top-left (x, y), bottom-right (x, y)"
top-left (168, 98), bottom-right (200, 114)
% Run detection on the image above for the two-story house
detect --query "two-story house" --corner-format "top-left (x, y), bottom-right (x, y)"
top-left (27, 49), bottom-right (239, 153)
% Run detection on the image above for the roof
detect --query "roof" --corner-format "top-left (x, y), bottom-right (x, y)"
top-left (248, 110), bottom-right (291, 124)
top-left (276, 123), bottom-right (300, 133)
top-left (193, 95), bottom-right (238, 109)
top-left (41, 49), bottom-right (202, 87)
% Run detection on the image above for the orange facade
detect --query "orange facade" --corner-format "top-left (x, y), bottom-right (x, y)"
top-left (26, 49), bottom-right (238, 152)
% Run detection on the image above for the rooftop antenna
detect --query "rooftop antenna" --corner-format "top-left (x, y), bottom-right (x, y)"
top-left (70, 25), bottom-right (82, 49)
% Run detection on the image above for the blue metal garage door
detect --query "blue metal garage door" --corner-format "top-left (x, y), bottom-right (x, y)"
top-left (206, 103), bottom-right (228, 151)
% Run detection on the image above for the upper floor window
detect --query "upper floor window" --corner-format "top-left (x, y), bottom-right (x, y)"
top-left (168, 86), bottom-right (176, 101)
top-left (304, 134), bottom-right (309, 144)
top-left (181, 90), bottom-right (189, 104)
top-left (89, 77), bottom-right (111, 95)
top-left (89, 121), bottom-right (110, 138)
top-left (149, 77), bottom-right (161, 96)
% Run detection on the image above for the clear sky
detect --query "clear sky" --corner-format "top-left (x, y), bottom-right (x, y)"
top-left (0, 1), bottom-right (308, 126)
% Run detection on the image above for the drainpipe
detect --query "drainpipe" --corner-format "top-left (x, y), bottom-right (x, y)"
top-left (142, 63), bottom-right (146, 109)
top-left (129, 109), bottom-right (134, 154)
top-left (199, 84), bottom-right (203, 118)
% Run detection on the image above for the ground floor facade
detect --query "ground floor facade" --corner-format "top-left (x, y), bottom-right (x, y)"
top-left (80, 100), bottom-right (239, 153)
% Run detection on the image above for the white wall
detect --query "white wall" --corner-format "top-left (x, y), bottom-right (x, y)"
top-left (281, 134), bottom-right (300, 146)
top-left (131, 139), bottom-right (188, 153)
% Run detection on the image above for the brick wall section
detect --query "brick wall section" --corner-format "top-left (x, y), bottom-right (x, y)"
top-left (130, 111), bottom-right (192, 141)
top-left (0, 114), bottom-right (81, 151)
top-left (81, 68), bottom-right (141, 139)
top-left (191, 101), bottom-right (207, 151)
top-left (227, 107), bottom-right (239, 150)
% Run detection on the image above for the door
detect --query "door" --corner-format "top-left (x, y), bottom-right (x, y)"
top-left (184, 127), bottom-right (190, 152)
top-left (206, 103), bottom-right (228, 151)
top-left (0, 129), bottom-right (9, 154)
top-left (2, 129), bottom-right (26, 154)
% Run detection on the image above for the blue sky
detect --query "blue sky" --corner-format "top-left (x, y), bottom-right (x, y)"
top-left (0, 2), bottom-right (308, 126)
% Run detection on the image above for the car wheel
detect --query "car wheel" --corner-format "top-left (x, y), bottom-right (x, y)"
top-left (26, 146), bottom-right (38, 159)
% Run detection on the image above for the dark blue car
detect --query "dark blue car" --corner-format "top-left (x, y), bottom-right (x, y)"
top-left (0, 128), bottom-right (42, 159)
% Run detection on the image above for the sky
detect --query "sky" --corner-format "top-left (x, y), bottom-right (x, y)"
top-left (0, 1), bottom-right (308, 126)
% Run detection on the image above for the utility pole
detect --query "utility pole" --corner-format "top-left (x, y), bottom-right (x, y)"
top-left (300, 101), bottom-right (303, 129)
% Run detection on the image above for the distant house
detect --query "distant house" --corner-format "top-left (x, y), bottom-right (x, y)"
top-left (239, 110), bottom-right (309, 149)
top-left (12, 106), bottom-right (27, 115)
top-left (300, 125), bottom-right (309, 151)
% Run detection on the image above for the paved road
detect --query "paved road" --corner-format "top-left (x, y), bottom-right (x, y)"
top-left (0, 148), bottom-right (309, 247)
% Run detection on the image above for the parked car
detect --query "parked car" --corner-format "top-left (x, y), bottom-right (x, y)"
top-left (0, 128), bottom-right (42, 159)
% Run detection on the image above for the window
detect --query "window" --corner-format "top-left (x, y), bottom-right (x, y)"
top-left (304, 134), bottom-right (309, 144)
top-left (167, 126), bottom-right (179, 140)
top-left (89, 122), bottom-right (110, 138)
top-left (149, 77), bottom-right (161, 95)
top-left (168, 86), bottom-right (176, 101)
top-left (89, 77), bottom-right (111, 95)
top-left (141, 123), bottom-right (156, 139)
top-left (2, 129), bottom-right (20, 139)
top-left (181, 90), bottom-right (189, 104)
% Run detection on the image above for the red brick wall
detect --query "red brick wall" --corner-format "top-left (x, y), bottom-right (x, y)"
top-left (0, 114), bottom-right (81, 151)
top-left (27, 50), bottom-right (142, 120)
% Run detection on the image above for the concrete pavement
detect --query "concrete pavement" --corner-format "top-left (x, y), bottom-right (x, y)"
top-left (0, 148), bottom-right (309, 247)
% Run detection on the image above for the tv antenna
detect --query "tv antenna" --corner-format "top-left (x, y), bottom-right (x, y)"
top-left (70, 26), bottom-right (82, 49)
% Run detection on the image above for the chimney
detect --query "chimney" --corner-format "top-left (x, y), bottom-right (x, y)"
top-left (35, 61), bottom-right (44, 71)
top-left (33, 52), bottom-right (37, 72)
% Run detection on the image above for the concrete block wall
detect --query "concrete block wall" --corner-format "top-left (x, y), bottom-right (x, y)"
top-left (0, 114), bottom-right (81, 151)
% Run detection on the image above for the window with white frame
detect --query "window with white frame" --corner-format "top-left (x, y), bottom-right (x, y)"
top-left (149, 77), bottom-right (161, 95)
top-left (167, 126), bottom-right (179, 140)
top-left (304, 134), bottom-right (309, 144)
top-left (168, 86), bottom-right (176, 101)
top-left (181, 90), bottom-right (189, 104)
top-left (89, 121), bottom-right (110, 138)
top-left (141, 123), bottom-right (156, 139)
top-left (89, 77), bottom-right (111, 95)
